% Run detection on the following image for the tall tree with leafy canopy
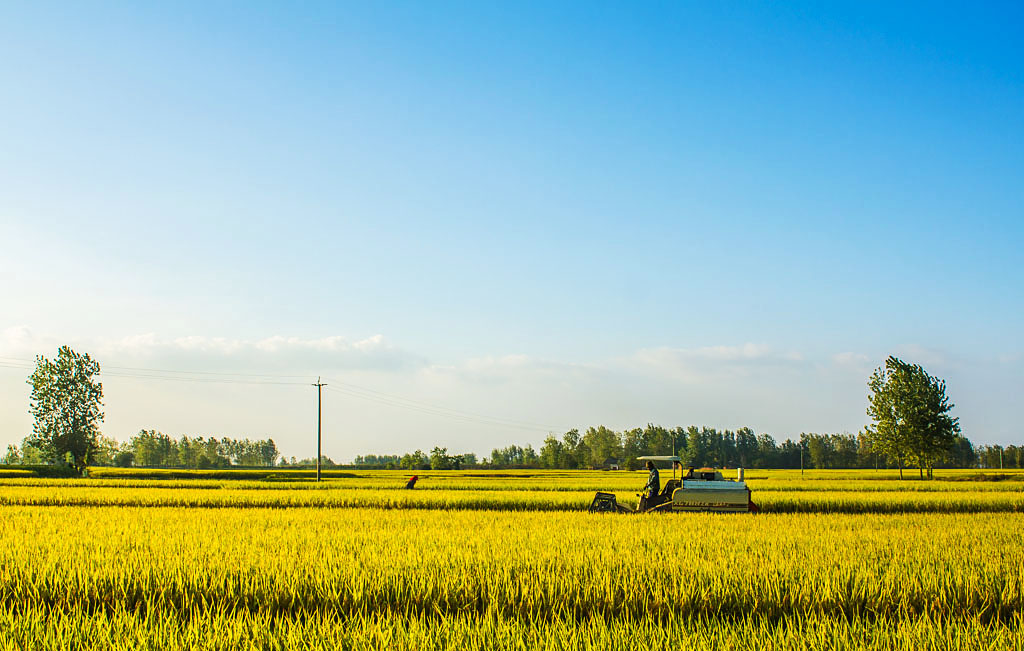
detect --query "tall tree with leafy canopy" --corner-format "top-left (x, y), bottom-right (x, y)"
top-left (866, 356), bottom-right (959, 479)
top-left (26, 346), bottom-right (104, 474)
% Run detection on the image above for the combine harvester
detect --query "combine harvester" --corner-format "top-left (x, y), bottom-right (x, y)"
top-left (589, 455), bottom-right (758, 514)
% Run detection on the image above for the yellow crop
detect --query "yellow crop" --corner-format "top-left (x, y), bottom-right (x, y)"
top-left (0, 468), bottom-right (1021, 649)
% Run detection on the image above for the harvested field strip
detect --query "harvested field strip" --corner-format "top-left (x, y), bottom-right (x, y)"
top-left (1, 485), bottom-right (1023, 513)
top-left (2, 476), bottom-right (1023, 492)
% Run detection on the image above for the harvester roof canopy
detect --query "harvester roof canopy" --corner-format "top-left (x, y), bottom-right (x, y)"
top-left (636, 455), bottom-right (681, 462)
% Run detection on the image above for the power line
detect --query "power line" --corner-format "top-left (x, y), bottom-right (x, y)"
top-left (322, 376), bottom-right (566, 431)
top-left (100, 371), bottom-right (307, 386)
top-left (324, 385), bottom-right (558, 431)
top-left (1, 356), bottom-right (299, 376)
top-left (324, 385), bottom-right (564, 433)
top-left (0, 356), bottom-right (309, 385)
top-left (0, 355), bottom-right (569, 432)
top-left (103, 365), bottom-right (310, 379)
top-left (0, 360), bottom-right (33, 369)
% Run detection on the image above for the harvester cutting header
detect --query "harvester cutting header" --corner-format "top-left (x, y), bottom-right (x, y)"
top-left (589, 456), bottom-right (758, 514)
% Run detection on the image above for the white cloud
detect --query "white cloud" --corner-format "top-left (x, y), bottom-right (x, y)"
top-left (423, 354), bottom-right (592, 391)
top-left (633, 343), bottom-right (803, 363)
top-left (460, 354), bottom-right (558, 375)
top-left (996, 352), bottom-right (1022, 365)
top-left (0, 326), bottom-right (421, 373)
top-left (623, 343), bottom-right (805, 383)
top-left (0, 325), bottom-right (39, 356)
top-left (891, 345), bottom-right (948, 368)
top-left (832, 352), bottom-right (870, 366)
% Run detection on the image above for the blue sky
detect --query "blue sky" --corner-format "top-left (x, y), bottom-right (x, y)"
top-left (1, 2), bottom-right (1021, 459)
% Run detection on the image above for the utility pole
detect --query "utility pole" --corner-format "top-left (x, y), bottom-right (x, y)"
top-left (312, 377), bottom-right (327, 482)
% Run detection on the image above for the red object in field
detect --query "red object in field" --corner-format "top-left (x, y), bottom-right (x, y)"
top-left (405, 475), bottom-right (419, 490)
top-left (749, 500), bottom-right (760, 513)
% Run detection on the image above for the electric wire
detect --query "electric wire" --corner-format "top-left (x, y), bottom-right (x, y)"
top-left (323, 376), bottom-right (566, 431)
top-left (0, 356), bottom-right (567, 431)
top-left (324, 385), bottom-right (561, 432)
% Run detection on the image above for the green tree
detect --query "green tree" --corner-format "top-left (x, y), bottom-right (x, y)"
top-left (2, 444), bottom-right (20, 464)
top-left (831, 433), bottom-right (859, 468)
top-left (89, 435), bottom-right (122, 466)
top-left (430, 446), bottom-right (453, 470)
top-left (113, 448), bottom-right (134, 467)
top-left (200, 437), bottom-right (230, 467)
top-left (856, 430), bottom-right (879, 469)
top-left (259, 439), bottom-right (280, 466)
top-left (754, 433), bottom-right (779, 468)
top-left (539, 435), bottom-right (564, 468)
top-left (561, 429), bottom-right (581, 469)
top-left (26, 346), bottom-right (104, 473)
top-left (946, 434), bottom-right (975, 468)
top-left (804, 433), bottom-right (830, 469)
top-left (684, 426), bottom-right (717, 467)
top-left (522, 445), bottom-right (539, 468)
top-left (582, 426), bottom-right (621, 469)
top-left (400, 449), bottom-right (429, 470)
top-left (19, 438), bottom-right (47, 464)
top-left (131, 430), bottom-right (178, 466)
top-left (178, 436), bottom-right (199, 468)
top-left (620, 428), bottom-right (646, 470)
top-left (735, 427), bottom-right (758, 467)
top-left (866, 356), bottom-right (960, 479)
top-left (642, 424), bottom-right (674, 458)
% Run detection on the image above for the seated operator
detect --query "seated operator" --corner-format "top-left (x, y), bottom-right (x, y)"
top-left (642, 460), bottom-right (660, 509)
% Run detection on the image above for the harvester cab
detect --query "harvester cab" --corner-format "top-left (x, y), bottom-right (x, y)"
top-left (588, 456), bottom-right (758, 514)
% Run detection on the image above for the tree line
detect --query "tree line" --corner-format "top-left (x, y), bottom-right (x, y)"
top-left (355, 427), bottom-right (1021, 472)
top-left (3, 430), bottom-right (280, 468)
top-left (354, 448), bottom-right (478, 470)
top-left (353, 426), bottom-right (887, 471)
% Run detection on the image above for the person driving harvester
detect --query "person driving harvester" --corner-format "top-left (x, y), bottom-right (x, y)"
top-left (640, 460), bottom-right (660, 510)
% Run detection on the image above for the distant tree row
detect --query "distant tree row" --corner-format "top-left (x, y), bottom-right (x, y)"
top-left (283, 455), bottom-right (338, 467)
top-left (356, 356), bottom-right (973, 478)
top-left (3, 430), bottom-right (279, 468)
top-left (354, 425), bottom-right (1022, 473)
top-left (976, 445), bottom-right (1024, 470)
top-left (354, 448), bottom-right (478, 470)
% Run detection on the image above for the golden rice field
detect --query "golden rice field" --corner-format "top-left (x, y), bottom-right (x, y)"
top-left (0, 468), bottom-right (1022, 649)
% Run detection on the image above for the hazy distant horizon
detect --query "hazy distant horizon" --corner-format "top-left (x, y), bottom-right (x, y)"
top-left (2, 3), bottom-right (1021, 459)
top-left (0, 327), bottom-right (1016, 461)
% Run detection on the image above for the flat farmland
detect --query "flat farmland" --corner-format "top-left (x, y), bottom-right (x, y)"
top-left (0, 469), bottom-right (1022, 649)
top-left (2, 468), bottom-right (1023, 513)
